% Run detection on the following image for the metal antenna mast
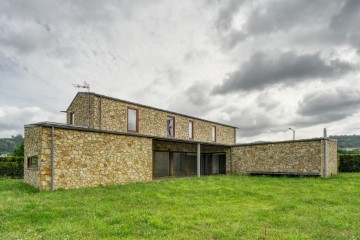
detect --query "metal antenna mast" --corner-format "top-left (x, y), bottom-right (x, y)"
top-left (72, 81), bottom-right (90, 92)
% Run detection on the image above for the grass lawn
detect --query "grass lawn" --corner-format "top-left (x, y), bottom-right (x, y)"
top-left (1, 174), bottom-right (360, 240)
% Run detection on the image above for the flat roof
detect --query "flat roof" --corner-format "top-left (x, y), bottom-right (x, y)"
top-left (233, 138), bottom-right (337, 146)
top-left (25, 122), bottom-right (233, 147)
top-left (66, 92), bottom-right (238, 129)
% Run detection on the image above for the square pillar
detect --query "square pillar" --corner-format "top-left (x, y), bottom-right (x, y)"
top-left (197, 143), bottom-right (201, 177)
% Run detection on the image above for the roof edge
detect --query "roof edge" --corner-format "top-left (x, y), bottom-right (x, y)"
top-left (233, 138), bottom-right (337, 147)
top-left (25, 122), bottom-right (232, 147)
top-left (66, 91), bottom-right (238, 129)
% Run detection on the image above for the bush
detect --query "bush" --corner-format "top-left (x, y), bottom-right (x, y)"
top-left (0, 156), bottom-right (24, 178)
top-left (338, 154), bottom-right (360, 172)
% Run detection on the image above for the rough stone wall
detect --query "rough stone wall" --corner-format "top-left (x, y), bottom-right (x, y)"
top-left (38, 127), bottom-right (153, 190)
top-left (153, 140), bottom-right (231, 173)
top-left (68, 94), bottom-right (236, 145)
top-left (327, 140), bottom-right (338, 176)
top-left (232, 140), bottom-right (324, 175)
top-left (24, 126), bottom-right (42, 188)
top-left (66, 93), bottom-right (97, 128)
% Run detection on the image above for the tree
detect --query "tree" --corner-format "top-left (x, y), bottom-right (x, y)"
top-left (12, 142), bottom-right (24, 157)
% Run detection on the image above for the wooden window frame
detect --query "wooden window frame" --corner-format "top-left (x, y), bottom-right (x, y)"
top-left (212, 126), bottom-right (216, 142)
top-left (189, 120), bottom-right (194, 139)
top-left (127, 107), bottom-right (139, 132)
top-left (167, 116), bottom-right (175, 137)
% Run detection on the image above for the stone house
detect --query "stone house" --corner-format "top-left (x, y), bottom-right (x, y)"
top-left (24, 92), bottom-right (338, 191)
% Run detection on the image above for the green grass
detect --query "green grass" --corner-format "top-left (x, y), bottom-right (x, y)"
top-left (1, 174), bottom-right (360, 240)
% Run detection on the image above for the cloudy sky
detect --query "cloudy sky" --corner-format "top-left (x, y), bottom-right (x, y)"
top-left (1, 0), bottom-right (360, 142)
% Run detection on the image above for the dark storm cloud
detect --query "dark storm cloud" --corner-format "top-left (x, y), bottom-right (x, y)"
top-left (246, 0), bottom-right (338, 35)
top-left (212, 51), bottom-right (354, 94)
top-left (329, 0), bottom-right (360, 48)
top-left (293, 88), bottom-right (360, 127)
top-left (213, 0), bottom-right (342, 49)
top-left (297, 88), bottom-right (360, 117)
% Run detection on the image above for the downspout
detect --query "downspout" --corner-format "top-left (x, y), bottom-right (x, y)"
top-left (323, 128), bottom-right (328, 177)
top-left (99, 96), bottom-right (102, 130)
top-left (88, 92), bottom-right (91, 128)
top-left (51, 126), bottom-right (55, 191)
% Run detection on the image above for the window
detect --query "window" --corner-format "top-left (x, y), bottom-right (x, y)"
top-left (212, 126), bottom-right (216, 142)
top-left (127, 107), bottom-right (138, 132)
top-left (154, 152), bottom-right (170, 177)
top-left (188, 121), bottom-right (194, 139)
top-left (27, 156), bottom-right (38, 169)
top-left (167, 116), bottom-right (175, 137)
top-left (70, 112), bottom-right (75, 125)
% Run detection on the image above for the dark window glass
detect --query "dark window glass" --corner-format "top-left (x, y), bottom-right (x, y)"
top-left (173, 153), bottom-right (186, 176)
top-left (154, 152), bottom-right (169, 177)
top-left (27, 156), bottom-right (39, 168)
top-left (187, 153), bottom-right (197, 175)
top-left (167, 117), bottom-right (175, 137)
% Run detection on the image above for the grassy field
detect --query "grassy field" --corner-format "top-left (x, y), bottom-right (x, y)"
top-left (1, 174), bottom-right (360, 240)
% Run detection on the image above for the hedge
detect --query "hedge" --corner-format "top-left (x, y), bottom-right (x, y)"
top-left (338, 154), bottom-right (360, 172)
top-left (0, 156), bottom-right (24, 178)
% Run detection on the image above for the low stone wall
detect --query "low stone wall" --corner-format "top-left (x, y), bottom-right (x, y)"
top-left (232, 139), bottom-right (337, 176)
top-left (24, 126), bottom-right (153, 190)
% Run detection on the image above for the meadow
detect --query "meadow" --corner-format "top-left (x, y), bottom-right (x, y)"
top-left (1, 174), bottom-right (359, 239)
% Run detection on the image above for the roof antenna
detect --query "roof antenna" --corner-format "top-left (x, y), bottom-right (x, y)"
top-left (72, 81), bottom-right (90, 92)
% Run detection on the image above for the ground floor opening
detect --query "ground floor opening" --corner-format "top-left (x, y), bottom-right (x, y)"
top-left (153, 151), bottom-right (226, 178)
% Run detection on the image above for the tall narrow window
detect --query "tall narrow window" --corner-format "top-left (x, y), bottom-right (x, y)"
top-left (167, 116), bottom-right (175, 137)
top-left (127, 107), bottom-right (138, 132)
top-left (189, 121), bottom-right (194, 139)
top-left (212, 126), bottom-right (216, 142)
top-left (70, 112), bottom-right (75, 125)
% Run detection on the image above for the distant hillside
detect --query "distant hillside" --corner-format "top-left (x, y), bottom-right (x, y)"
top-left (329, 135), bottom-right (360, 148)
top-left (0, 135), bottom-right (23, 153)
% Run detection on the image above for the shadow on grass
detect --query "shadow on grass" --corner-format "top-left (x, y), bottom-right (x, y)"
top-left (0, 178), bottom-right (38, 193)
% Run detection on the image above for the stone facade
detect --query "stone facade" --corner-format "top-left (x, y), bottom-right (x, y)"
top-left (67, 93), bottom-right (236, 145)
top-left (231, 139), bottom-right (337, 177)
top-left (24, 126), bottom-right (43, 188)
top-left (24, 125), bottom-right (153, 190)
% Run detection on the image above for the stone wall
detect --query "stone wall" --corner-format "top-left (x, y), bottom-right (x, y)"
top-left (231, 139), bottom-right (336, 176)
top-left (327, 140), bottom-right (338, 176)
top-left (67, 93), bottom-right (236, 145)
top-left (24, 126), bottom-right (153, 190)
top-left (66, 93), bottom-right (95, 128)
top-left (24, 126), bottom-right (43, 189)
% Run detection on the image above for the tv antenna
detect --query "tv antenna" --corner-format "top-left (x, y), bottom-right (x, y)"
top-left (72, 81), bottom-right (90, 92)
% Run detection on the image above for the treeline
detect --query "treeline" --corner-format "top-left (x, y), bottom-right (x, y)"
top-left (0, 134), bottom-right (23, 153)
top-left (329, 134), bottom-right (360, 148)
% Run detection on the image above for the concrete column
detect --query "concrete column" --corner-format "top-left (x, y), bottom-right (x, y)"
top-left (197, 143), bottom-right (201, 177)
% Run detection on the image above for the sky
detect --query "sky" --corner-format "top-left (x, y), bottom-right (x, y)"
top-left (0, 0), bottom-right (360, 143)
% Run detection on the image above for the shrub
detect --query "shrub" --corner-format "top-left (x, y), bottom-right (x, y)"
top-left (0, 156), bottom-right (24, 178)
top-left (338, 154), bottom-right (360, 172)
